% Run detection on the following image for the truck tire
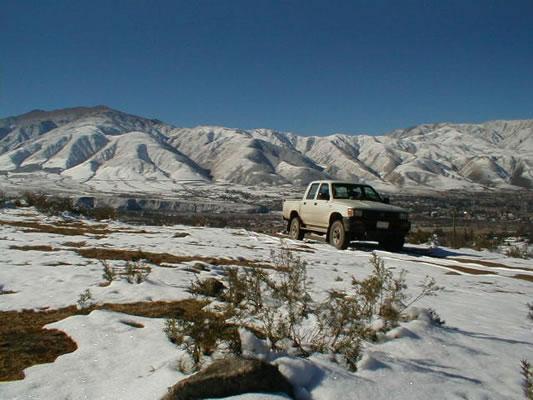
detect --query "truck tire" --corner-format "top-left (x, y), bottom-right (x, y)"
top-left (380, 237), bottom-right (405, 252)
top-left (289, 217), bottom-right (304, 240)
top-left (329, 220), bottom-right (349, 250)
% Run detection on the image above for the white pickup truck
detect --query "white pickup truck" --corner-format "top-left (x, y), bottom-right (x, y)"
top-left (282, 180), bottom-right (411, 251)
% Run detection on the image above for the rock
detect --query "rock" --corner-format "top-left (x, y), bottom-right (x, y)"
top-left (162, 357), bottom-right (294, 400)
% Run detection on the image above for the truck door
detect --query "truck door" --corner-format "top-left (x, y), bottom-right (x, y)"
top-left (313, 183), bottom-right (332, 228)
top-left (299, 182), bottom-right (319, 225)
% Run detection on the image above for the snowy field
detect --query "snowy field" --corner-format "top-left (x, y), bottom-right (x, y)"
top-left (0, 207), bottom-right (532, 399)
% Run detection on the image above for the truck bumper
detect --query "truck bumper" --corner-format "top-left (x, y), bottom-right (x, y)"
top-left (343, 217), bottom-right (411, 241)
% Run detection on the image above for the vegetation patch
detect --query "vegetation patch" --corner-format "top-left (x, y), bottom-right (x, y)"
top-left (0, 219), bottom-right (111, 236)
top-left (73, 247), bottom-right (274, 270)
top-left (451, 258), bottom-right (526, 271)
top-left (61, 241), bottom-right (87, 248)
top-left (9, 245), bottom-right (58, 252)
top-left (0, 299), bottom-right (205, 382)
top-left (514, 274), bottom-right (533, 283)
top-left (119, 319), bottom-right (144, 328)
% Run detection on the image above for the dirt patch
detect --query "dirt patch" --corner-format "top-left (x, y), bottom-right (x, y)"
top-left (73, 247), bottom-right (275, 270)
top-left (0, 219), bottom-right (111, 236)
top-left (514, 274), bottom-right (533, 283)
top-left (422, 260), bottom-right (497, 275)
top-left (44, 262), bottom-right (72, 267)
top-left (451, 258), bottom-right (529, 272)
top-left (173, 232), bottom-right (190, 238)
top-left (0, 299), bottom-right (205, 382)
top-left (119, 320), bottom-right (145, 328)
top-left (61, 241), bottom-right (87, 248)
top-left (9, 245), bottom-right (59, 252)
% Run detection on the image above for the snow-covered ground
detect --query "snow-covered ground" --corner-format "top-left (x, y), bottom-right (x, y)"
top-left (0, 207), bottom-right (532, 399)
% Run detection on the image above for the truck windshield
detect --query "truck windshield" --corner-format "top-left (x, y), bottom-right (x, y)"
top-left (332, 183), bottom-right (382, 202)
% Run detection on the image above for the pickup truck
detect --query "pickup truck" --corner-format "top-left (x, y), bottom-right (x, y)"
top-left (282, 180), bottom-right (411, 251)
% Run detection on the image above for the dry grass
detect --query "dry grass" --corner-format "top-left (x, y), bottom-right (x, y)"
top-left (0, 219), bottom-right (111, 236)
top-left (61, 241), bottom-right (87, 248)
top-left (73, 247), bottom-right (275, 270)
top-left (0, 299), bottom-right (205, 382)
top-left (9, 245), bottom-right (58, 252)
top-left (119, 320), bottom-right (145, 328)
top-left (452, 258), bottom-right (526, 271)
top-left (514, 274), bottom-right (533, 283)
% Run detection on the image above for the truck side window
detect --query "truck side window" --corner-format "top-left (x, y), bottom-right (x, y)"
top-left (306, 183), bottom-right (319, 200)
top-left (317, 183), bottom-right (330, 200)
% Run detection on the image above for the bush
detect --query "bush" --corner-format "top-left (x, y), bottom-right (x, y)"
top-left (407, 229), bottom-right (432, 245)
top-left (506, 245), bottom-right (530, 259)
top-left (101, 260), bottom-right (116, 284)
top-left (521, 360), bottom-right (533, 399)
top-left (165, 247), bottom-right (443, 373)
top-left (124, 260), bottom-right (151, 284)
top-left (164, 311), bottom-right (239, 372)
top-left (77, 289), bottom-right (93, 309)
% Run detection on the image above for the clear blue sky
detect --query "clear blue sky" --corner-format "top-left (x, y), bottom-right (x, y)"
top-left (2, 0), bottom-right (532, 135)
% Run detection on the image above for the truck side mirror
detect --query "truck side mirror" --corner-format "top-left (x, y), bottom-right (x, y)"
top-left (317, 192), bottom-right (330, 201)
top-left (383, 197), bottom-right (390, 204)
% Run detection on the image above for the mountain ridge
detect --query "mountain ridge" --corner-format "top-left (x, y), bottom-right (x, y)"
top-left (0, 106), bottom-right (532, 193)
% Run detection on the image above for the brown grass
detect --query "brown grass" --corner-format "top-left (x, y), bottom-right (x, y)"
top-left (119, 320), bottom-right (145, 328)
top-left (61, 241), bottom-right (87, 248)
top-left (9, 245), bottom-right (58, 252)
top-left (451, 258), bottom-right (527, 271)
top-left (73, 247), bottom-right (275, 270)
top-left (514, 274), bottom-right (533, 283)
top-left (0, 220), bottom-right (111, 236)
top-left (421, 260), bottom-right (497, 275)
top-left (0, 299), bottom-right (205, 382)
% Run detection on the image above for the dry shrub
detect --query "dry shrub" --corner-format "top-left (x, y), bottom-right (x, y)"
top-left (522, 360), bottom-right (533, 400)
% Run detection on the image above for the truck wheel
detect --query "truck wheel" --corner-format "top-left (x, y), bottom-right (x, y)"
top-left (289, 217), bottom-right (304, 240)
top-left (329, 220), bottom-right (349, 250)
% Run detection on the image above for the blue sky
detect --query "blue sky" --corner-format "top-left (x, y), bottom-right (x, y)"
top-left (2, 0), bottom-right (532, 135)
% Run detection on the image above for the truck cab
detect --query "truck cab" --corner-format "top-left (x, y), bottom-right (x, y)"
top-left (282, 180), bottom-right (411, 251)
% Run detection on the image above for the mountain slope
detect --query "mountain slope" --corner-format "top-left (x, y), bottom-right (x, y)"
top-left (0, 106), bottom-right (532, 193)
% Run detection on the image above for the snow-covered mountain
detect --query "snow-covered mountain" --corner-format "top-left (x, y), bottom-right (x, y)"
top-left (0, 106), bottom-right (532, 193)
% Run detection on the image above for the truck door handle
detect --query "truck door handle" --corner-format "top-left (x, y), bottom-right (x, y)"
top-left (303, 202), bottom-right (306, 205)
top-left (314, 202), bottom-right (317, 205)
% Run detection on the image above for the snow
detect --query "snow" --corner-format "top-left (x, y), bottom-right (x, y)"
top-left (0, 207), bottom-right (532, 399)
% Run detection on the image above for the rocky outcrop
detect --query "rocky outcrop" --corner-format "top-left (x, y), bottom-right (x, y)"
top-left (162, 357), bottom-right (293, 400)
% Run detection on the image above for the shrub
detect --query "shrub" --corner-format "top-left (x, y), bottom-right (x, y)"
top-left (188, 277), bottom-right (225, 298)
top-left (81, 206), bottom-right (117, 221)
top-left (506, 245), bottom-right (530, 259)
top-left (101, 260), bottom-right (116, 284)
top-left (124, 260), bottom-right (151, 284)
top-left (164, 311), bottom-right (239, 371)
top-left (164, 247), bottom-right (443, 374)
top-left (77, 289), bottom-right (93, 309)
top-left (528, 303), bottom-right (533, 322)
top-left (521, 360), bottom-right (533, 399)
top-left (407, 229), bottom-right (432, 245)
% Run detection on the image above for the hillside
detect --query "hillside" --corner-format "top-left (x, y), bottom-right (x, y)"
top-left (0, 106), bottom-right (532, 195)
top-left (0, 207), bottom-right (532, 398)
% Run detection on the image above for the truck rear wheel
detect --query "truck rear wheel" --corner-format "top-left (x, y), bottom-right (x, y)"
top-left (289, 217), bottom-right (304, 240)
top-left (329, 220), bottom-right (349, 250)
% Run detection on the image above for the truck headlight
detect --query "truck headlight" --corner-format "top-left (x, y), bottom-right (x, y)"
top-left (347, 208), bottom-right (363, 217)
top-left (399, 212), bottom-right (408, 220)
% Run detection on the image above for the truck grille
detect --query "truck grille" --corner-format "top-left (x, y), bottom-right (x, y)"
top-left (362, 210), bottom-right (399, 221)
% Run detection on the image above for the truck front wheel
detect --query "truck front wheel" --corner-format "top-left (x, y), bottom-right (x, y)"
top-left (289, 217), bottom-right (305, 240)
top-left (329, 220), bottom-right (349, 250)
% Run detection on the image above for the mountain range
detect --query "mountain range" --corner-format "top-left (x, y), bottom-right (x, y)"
top-left (0, 106), bottom-right (532, 194)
